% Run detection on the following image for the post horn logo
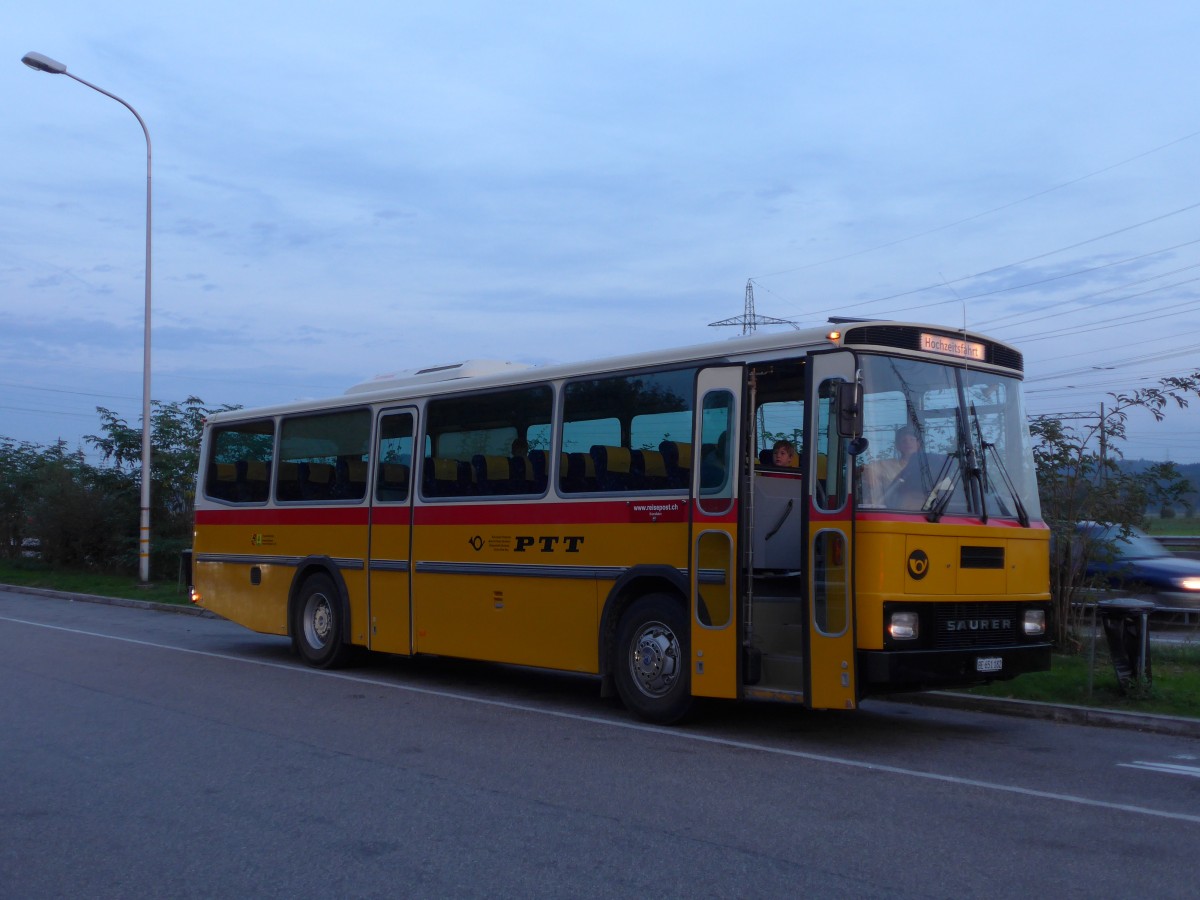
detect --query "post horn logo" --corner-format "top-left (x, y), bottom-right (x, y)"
top-left (907, 549), bottom-right (929, 580)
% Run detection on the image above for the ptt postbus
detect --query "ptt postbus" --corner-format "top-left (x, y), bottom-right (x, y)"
top-left (190, 321), bottom-right (1051, 722)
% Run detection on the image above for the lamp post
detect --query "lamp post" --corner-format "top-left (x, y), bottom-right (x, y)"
top-left (22, 51), bottom-right (154, 583)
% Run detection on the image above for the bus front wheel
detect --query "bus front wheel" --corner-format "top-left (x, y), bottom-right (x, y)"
top-left (293, 573), bottom-right (352, 669)
top-left (614, 593), bottom-right (692, 724)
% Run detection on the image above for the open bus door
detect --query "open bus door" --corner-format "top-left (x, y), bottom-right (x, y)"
top-left (688, 366), bottom-right (742, 699)
top-left (804, 351), bottom-right (860, 709)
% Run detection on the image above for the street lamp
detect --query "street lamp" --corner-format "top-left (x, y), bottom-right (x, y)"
top-left (22, 51), bottom-right (154, 583)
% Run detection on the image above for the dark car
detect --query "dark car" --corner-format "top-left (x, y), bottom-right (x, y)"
top-left (1080, 522), bottom-right (1200, 609)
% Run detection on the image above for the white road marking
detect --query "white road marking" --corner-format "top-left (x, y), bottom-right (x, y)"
top-left (1120, 762), bottom-right (1200, 778)
top-left (5, 612), bottom-right (1200, 826)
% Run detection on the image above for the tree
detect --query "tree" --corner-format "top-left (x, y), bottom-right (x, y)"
top-left (86, 396), bottom-right (240, 577)
top-left (1032, 371), bottom-right (1200, 649)
top-left (0, 439), bottom-right (45, 559)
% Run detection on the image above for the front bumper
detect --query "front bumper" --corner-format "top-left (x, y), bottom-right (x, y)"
top-left (859, 643), bottom-right (1052, 695)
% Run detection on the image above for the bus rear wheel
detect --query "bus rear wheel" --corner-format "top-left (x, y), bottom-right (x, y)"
top-left (293, 573), bottom-right (352, 669)
top-left (614, 593), bottom-right (692, 724)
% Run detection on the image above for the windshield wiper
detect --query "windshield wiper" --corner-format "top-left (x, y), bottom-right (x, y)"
top-left (927, 416), bottom-right (985, 523)
top-left (924, 452), bottom-right (961, 522)
top-left (981, 441), bottom-right (1031, 527)
top-left (967, 403), bottom-right (989, 525)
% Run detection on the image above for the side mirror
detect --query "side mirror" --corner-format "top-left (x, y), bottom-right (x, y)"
top-left (836, 381), bottom-right (863, 438)
top-left (847, 436), bottom-right (869, 457)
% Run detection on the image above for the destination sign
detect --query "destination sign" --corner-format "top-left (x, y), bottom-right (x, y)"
top-left (920, 332), bottom-right (985, 361)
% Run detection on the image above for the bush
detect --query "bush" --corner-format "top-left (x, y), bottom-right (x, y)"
top-left (27, 453), bottom-right (137, 573)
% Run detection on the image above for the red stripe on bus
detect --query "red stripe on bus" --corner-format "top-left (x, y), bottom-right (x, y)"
top-left (371, 506), bottom-right (411, 526)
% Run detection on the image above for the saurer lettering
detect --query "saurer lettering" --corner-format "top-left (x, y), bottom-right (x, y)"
top-left (945, 618), bottom-right (1013, 632)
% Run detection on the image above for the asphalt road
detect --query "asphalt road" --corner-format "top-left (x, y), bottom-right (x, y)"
top-left (3, 589), bottom-right (1198, 899)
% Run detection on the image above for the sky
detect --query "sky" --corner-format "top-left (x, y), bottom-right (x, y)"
top-left (4, 2), bottom-right (1200, 464)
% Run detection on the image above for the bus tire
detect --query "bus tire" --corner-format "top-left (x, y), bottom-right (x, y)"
top-left (614, 593), bottom-right (692, 724)
top-left (293, 573), bottom-right (352, 669)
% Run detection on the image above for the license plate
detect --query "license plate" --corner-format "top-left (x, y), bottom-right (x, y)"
top-left (976, 656), bottom-right (1003, 673)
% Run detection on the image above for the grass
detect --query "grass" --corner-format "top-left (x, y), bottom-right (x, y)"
top-left (3, 558), bottom-right (1198, 720)
top-left (1144, 515), bottom-right (1200, 536)
top-left (0, 558), bottom-right (192, 607)
top-left (967, 642), bottom-right (1200, 718)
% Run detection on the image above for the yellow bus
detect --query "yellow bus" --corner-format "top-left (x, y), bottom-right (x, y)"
top-left (191, 321), bottom-right (1050, 722)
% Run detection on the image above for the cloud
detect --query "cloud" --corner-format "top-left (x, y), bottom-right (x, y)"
top-left (5, 1), bottom-right (1200, 459)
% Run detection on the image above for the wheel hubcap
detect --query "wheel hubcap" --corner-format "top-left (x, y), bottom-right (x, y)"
top-left (304, 593), bottom-right (332, 649)
top-left (629, 621), bottom-right (680, 698)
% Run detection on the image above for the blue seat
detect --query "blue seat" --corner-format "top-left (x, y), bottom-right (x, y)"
top-left (377, 463), bottom-right (409, 502)
top-left (561, 452), bottom-right (597, 493)
top-left (659, 440), bottom-right (692, 489)
top-left (632, 449), bottom-right (669, 490)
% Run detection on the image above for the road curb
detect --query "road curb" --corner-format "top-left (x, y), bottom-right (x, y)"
top-left (889, 690), bottom-right (1200, 738)
top-left (0, 582), bottom-right (218, 618)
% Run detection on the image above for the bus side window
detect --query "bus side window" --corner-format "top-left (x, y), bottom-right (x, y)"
top-left (376, 411), bottom-right (414, 503)
top-left (422, 385), bottom-right (552, 500)
top-left (204, 419), bottom-right (274, 505)
top-left (815, 379), bottom-right (849, 511)
top-left (698, 390), bottom-right (734, 515)
top-left (277, 409), bottom-right (371, 504)
top-left (560, 368), bottom-right (694, 495)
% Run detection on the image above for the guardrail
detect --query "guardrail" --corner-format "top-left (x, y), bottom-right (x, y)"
top-left (1152, 607), bottom-right (1200, 627)
top-left (1152, 534), bottom-right (1200, 562)
top-left (1154, 534), bottom-right (1200, 549)
top-left (1076, 600), bottom-right (1199, 627)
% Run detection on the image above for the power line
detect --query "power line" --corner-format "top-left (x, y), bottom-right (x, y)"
top-left (1026, 345), bottom-right (1200, 385)
top-left (774, 198), bottom-right (1200, 322)
top-left (0, 405), bottom-right (100, 420)
top-left (865, 257), bottom-right (1200, 327)
top-left (977, 261), bottom-right (1200, 333)
top-left (0, 380), bottom-right (139, 402)
top-left (753, 127), bottom-right (1200, 282)
top-left (970, 239), bottom-right (1200, 327)
top-left (1015, 286), bottom-right (1200, 343)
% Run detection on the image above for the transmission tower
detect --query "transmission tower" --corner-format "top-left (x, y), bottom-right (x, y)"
top-left (709, 279), bottom-right (797, 334)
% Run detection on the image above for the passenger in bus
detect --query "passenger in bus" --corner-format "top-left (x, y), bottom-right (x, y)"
top-left (864, 424), bottom-right (924, 507)
top-left (771, 439), bottom-right (799, 468)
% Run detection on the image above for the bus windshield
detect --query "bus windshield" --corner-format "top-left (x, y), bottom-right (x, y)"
top-left (856, 355), bottom-right (1042, 523)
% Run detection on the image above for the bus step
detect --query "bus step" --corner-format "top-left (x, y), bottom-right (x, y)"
top-left (743, 685), bottom-right (806, 704)
top-left (750, 592), bottom-right (804, 604)
top-left (755, 652), bottom-right (805, 691)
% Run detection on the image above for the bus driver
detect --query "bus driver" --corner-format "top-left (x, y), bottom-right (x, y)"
top-left (864, 424), bottom-right (924, 507)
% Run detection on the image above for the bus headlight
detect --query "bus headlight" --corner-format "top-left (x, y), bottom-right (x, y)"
top-left (888, 611), bottom-right (919, 640)
top-left (1023, 609), bottom-right (1046, 636)
top-left (1176, 577), bottom-right (1200, 592)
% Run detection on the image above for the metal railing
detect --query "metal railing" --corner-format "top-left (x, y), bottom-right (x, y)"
top-left (1157, 534), bottom-right (1200, 547)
